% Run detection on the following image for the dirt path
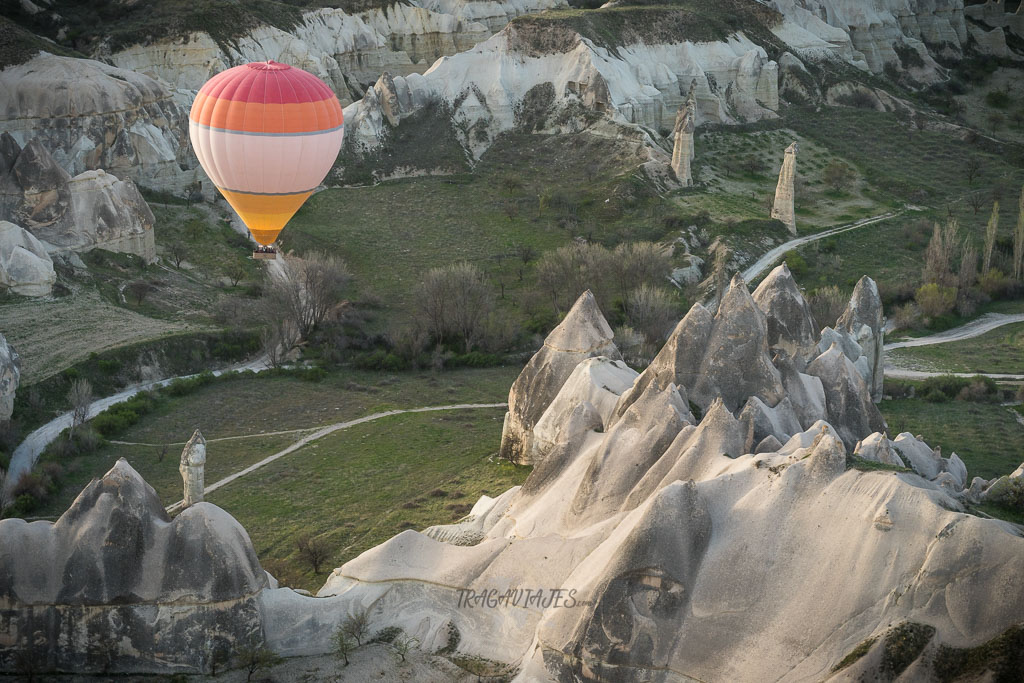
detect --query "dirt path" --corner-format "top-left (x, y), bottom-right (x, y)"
top-left (741, 210), bottom-right (903, 283)
top-left (4, 357), bottom-right (269, 496)
top-left (882, 313), bottom-right (1024, 380)
top-left (885, 313), bottom-right (1024, 350)
top-left (164, 403), bottom-right (508, 513)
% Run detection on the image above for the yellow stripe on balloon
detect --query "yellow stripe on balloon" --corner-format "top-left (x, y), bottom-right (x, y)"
top-left (218, 188), bottom-right (313, 245)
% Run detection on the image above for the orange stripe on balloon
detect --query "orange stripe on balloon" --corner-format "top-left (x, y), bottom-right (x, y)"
top-left (190, 91), bottom-right (343, 134)
top-left (217, 188), bottom-right (313, 245)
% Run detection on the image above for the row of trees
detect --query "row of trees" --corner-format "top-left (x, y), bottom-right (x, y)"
top-left (907, 187), bottom-right (1024, 322)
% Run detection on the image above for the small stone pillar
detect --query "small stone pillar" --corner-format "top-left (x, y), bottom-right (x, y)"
top-left (772, 141), bottom-right (798, 235)
top-left (179, 429), bottom-right (206, 508)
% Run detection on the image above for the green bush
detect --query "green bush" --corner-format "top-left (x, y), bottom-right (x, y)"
top-left (985, 89), bottom-right (1011, 109)
top-left (165, 371), bottom-right (216, 397)
top-left (92, 410), bottom-right (137, 437)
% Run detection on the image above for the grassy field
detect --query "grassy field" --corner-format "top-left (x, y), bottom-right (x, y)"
top-left (888, 322), bottom-right (1024, 374)
top-left (208, 408), bottom-right (527, 591)
top-left (880, 399), bottom-right (1024, 480)
top-left (33, 366), bottom-right (520, 519)
top-left (290, 131), bottom-right (682, 324)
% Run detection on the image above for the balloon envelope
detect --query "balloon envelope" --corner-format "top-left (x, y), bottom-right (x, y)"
top-left (188, 61), bottom-right (344, 245)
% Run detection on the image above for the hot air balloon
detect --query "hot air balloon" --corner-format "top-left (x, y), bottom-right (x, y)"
top-left (188, 61), bottom-right (344, 255)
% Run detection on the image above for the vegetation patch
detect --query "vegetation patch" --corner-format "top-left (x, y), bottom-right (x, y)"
top-left (831, 636), bottom-right (877, 672)
top-left (881, 622), bottom-right (935, 677)
top-left (933, 624), bottom-right (1024, 683)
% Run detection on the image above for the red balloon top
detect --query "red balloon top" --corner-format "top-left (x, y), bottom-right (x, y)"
top-left (197, 61), bottom-right (335, 105)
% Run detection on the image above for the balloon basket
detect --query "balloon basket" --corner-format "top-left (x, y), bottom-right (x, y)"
top-left (253, 250), bottom-right (278, 260)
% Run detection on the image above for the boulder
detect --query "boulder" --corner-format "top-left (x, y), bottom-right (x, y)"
top-left (498, 290), bottom-right (619, 464)
top-left (0, 460), bottom-right (266, 673)
top-left (670, 80), bottom-right (697, 186)
top-left (892, 432), bottom-right (943, 480)
top-left (0, 136), bottom-right (155, 261)
top-left (752, 263), bottom-right (818, 367)
top-left (0, 220), bottom-right (56, 296)
top-left (853, 432), bottom-right (905, 468)
top-left (0, 332), bottom-right (19, 421)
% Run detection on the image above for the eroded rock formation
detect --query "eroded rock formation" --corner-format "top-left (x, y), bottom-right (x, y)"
top-left (498, 290), bottom-right (620, 464)
top-left (180, 429), bottom-right (206, 509)
top-left (0, 54), bottom-right (191, 193)
top-left (771, 141), bottom-right (798, 235)
top-left (670, 80), bottom-right (697, 186)
top-left (0, 459), bottom-right (266, 673)
top-left (344, 23), bottom-right (781, 159)
top-left (0, 136), bottom-right (155, 261)
top-left (0, 332), bottom-right (19, 421)
top-left (287, 276), bottom-right (1023, 681)
top-left (0, 220), bottom-right (55, 296)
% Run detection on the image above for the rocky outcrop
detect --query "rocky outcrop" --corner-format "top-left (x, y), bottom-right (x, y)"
top-left (752, 263), bottom-right (818, 367)
top-left (0, 136), bottom-right (155, 261)
top-left (771, 0), bottom-right (967, 77)
top-left (419, 0), bottom-right (568, 33)
top-left (0, 333), bottom-right (19, 421)
top-left (837, 275), bottom-right (885, 402)
top-left (295, 274), bottom-right (1024, 681)
top-left (109, 6), bottom-right (492, 103)
top-left (965, 0), bottom-right (1024, 40)
top-left (180, 429), bottom-right (206, 509)
top-left (692, 274), bottom-right (785, 412)
top-left (771, 141), bottom-right (798, 235)
top-left (0, 53), bottom-right (192, 193)
top-left (805, 342), bottom-right (886, 450)
top-left (0, 459), bottom-right (266, 673)
top-left (344, 23), bottom-right (780, 159)
top-left (670, 80), bottom-right (696, 186)
top-left (0, 220), bottom-right (55, 296)
top-left (498, 290), bottom-right (620, 464)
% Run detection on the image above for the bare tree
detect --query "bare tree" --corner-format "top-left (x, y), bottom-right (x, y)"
top-left (224, 260), bottom-right (248, 287)
top-left (333, 623), bottom-right (356, 666)
top-left (343, 609), bottom-right (370, 646)
top-left (983, 201), bottom-right (1000, 275)
top-left (535, 242), bottom-right (612, 314)
top-left (167, 241), bottom-right (188, 268)
top-left (807, 286), bottom-right (847, 330)
top-left (270, 251), bottom-right (350, 340)
top-left (624, 284), bottom-right (678, 346)
top-left (923, 220), bottom-right (959, 287)
top-left (823, 160), bottom-right (855, 192)
top-left (126, 280), bottom-right (154, 305)
top-left (392, 634), bottom-right (419, 663)
top-left (415, 263), bottom-right (494, 352)
top-left (967, 191), bottom-right (985, 215)
top-left (611, 242), bottom-right (672, 301)
top-left (965, 157), bottom-right (983, 186)
top-left (67, 378), bottom-right (92, 436)
top-left (296, 533), bottom-right (330, 574)
top-left (235, 641), bottom-right (280, 682)
top-left (1014, 186), bottom-right (1024, 281)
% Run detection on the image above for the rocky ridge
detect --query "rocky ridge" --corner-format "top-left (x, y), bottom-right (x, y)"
top-left (259, 267), bottom-right (1022, 681)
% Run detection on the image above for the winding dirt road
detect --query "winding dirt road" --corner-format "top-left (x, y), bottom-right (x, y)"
top-left (742, 210), bottom-right (904, 283)
top-left (164, 403), bottom-right (507, 513)
top-left (883, 312), bottom-right (1024, 381)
